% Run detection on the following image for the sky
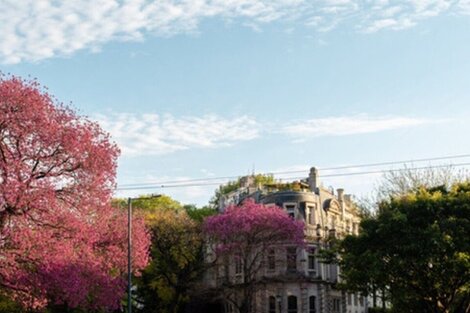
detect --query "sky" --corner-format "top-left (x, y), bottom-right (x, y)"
top-left (2, 0), bottom-right (470, 206)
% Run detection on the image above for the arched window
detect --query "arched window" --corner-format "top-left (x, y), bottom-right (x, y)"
top-left (287, 295), bottom-right (297, 313)
top-left (309, 296), bottom-right (316, 313)
top-left (268, 296), bottom-right (276, 313)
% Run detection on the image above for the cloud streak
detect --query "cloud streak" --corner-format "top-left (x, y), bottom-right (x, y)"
top-left (96, 113), bottom-right (440, 157)
top-left (1, 0), bottom-right (468, 63)
top-left (95, 113), bottom-right (260, 157)
top-left (281, 115), bottom-right (433, 140)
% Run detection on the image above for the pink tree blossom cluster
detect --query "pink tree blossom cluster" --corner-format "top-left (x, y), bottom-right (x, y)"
top-left (204, 199), bottom-right (305, 251)
top-left (0, 76), bottom-right (150, 311)
top-left (203, 199), bottom-right (305, 313)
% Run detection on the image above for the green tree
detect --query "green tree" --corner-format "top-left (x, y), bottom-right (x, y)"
top-left (184, 204), bottom-right (217, 222)
top-left (359, 165), bottom-right (469, 217)
top-left (112, 194), bottom-right (183, 214)
top-left (135, 208), bottom-right (206, 313)
top-left (337, 183), bottom-right (470, 313)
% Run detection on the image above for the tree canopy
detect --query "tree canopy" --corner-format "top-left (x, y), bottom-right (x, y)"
top-left (136, 208), bottom-right (206, 313)
top-left (0, 76), bottom-right (119, 228)
top-left (0, 76), bottom-right (150, 312)
top-left (112, 195), bottom-right (184, 218)
top-left (204, 199), bottom-right (305, 313)
top-left (337, 183), bottom-right (470, 313)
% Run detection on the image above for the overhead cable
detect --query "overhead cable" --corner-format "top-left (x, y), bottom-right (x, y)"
top-left (117, 153), bottom-right (470, 188)
top-left (116, 160), bottom-right (470, 191)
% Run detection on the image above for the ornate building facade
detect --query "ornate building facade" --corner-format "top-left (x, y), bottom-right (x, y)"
top-left (199, 167), bottom-right (366, 313)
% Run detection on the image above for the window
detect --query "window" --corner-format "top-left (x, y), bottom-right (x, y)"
top-left (309, 296), bottom-right (316, 313)
top-left (235, 257), bottom-right (242, 275)
top-left (332, 298), bottom-right (341, 313)
top-left (353, 293), bottom-right (358, 306)
top-left (286, 247), bottom-right (297, 271)
top-left (330, 264), bottom-right (338, 282)
top-left (359, 296), bottom-right (364, 307)
top-left (347, 293), bottom-right (352, 305)
top-left (307, 205), bottom-right (315, 224)
top-left (308, 250), bottom-right (316, 272)
top-left (267, 249), bottom-right (276, 271)
top-left (285, 204), bottom-right (296, 219)
top-left (287, 296), bottom-right (297, 313)
top-left (268, 296), bottom-right (276, 313)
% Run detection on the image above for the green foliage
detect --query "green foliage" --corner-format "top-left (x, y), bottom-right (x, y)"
top-left (0, 293), bottom-right (22, 313)
top-left (112, 195), bottom-right (211, 313)
top-left (252, 173), bottom-right (275, 186)
top-left (184, 205), bottom-right (217, 223)
top-left (112, 194), bottom-right (183, 214)
top-left (209, 174), bottom-right (275, 208)
top-left (209, 181), bottom-right (240, 208)
top-left (135, 209), bottom-right (205, 313)
top-left (359, 165), bottom-right (470, 216)
top-left (338, 183), bottom-right (470, 313)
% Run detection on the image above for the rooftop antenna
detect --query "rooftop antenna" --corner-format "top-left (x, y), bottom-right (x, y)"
top-left (252, 163), bottom-right (255, 175)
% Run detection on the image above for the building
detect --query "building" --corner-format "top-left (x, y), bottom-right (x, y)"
top-left (197, 167), bottom-right (367, 313)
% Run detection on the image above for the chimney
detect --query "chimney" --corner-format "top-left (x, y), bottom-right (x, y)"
top-left (309, 167), bottom-right (319, 193)
top-left (337, 188), bottom-right (345, 218)
top-left (337, 188), bottom-right (344, 202)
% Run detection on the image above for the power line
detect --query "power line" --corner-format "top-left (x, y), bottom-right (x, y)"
top-left (321, 162), bottom-right (470, 178)
top-left (116, 153), bottom-right (470, 189)
top-left (115, 160), bottom-right (470, 191)
top-left (321, 154), bottom-right (470, 171)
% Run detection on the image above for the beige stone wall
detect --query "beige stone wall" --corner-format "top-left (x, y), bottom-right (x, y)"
top-left (204, 168), bottom-right (366, 313)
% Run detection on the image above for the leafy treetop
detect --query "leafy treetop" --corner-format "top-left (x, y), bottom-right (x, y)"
top-left (0, 75), bottom-right (150, 312)
top-left (112, 194), bottom-right (183, 215)
top-left (0, 75), bottom-right (119, 229)
top-left (203, 199), bottom-right (305, 313)
top-left (336, 183), bottom-right (470, 313)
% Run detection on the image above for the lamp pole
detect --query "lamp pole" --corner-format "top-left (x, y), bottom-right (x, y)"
top-left (127, 194), bottom-right (161, 313)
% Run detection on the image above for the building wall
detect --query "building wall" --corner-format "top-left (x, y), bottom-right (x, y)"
top-left (203, 167), bottom-right (365, 313)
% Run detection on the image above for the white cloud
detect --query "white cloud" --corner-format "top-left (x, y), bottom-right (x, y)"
top-left (96, 112), bottom-right (441, 157)
top-left (361, 0), bottom-right (453, 32)
top-left (1, 0), bottom-right (469, 64)
top-left (458, 0), bottom-right (470, 13)
top-left (280, 115), bottom-right (437, 141)
top-left (95, 113), bottom-right (260, 157)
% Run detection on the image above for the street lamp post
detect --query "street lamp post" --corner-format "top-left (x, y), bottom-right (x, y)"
top-left (127, 194), bottom-right (161, 313)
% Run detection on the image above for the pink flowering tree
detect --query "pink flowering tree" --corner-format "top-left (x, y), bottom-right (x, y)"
top-left (0, 75), bottom-right (150, 312)
top-left (203, 199), bottom-right (305, 313)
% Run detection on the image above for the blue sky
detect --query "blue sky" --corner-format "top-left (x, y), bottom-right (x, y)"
top-left (2, 0), bottom-right (470, 205)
